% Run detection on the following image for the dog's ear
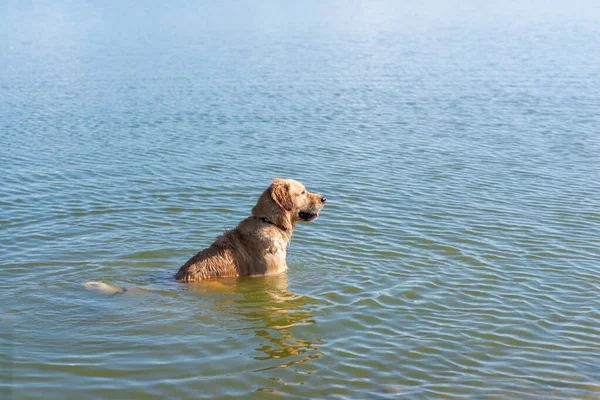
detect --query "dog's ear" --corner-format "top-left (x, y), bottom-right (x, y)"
top-left (271, 181), bottom-right (293, 211)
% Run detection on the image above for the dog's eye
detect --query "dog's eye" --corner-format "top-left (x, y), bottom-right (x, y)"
top-left (301, 190), bottom-right (306, 195)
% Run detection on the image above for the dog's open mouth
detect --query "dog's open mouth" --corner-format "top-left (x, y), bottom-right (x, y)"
top-left (299, 211), bottom-right (319, 221)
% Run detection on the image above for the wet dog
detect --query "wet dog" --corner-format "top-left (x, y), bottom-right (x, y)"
top-left (175, 178), bottom-right (325, 282)
top-left (84, 178), bottom-right (325, 292)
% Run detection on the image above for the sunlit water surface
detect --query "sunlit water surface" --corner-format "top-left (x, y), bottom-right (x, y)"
top-left (2, 1), bottom-right (600, 398)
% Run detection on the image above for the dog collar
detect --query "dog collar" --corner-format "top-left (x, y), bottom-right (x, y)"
top-left (260, 217), bottom-right (288, 233)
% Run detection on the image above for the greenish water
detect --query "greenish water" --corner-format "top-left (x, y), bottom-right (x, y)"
top-left (2, 1), bottom-right (600, 398)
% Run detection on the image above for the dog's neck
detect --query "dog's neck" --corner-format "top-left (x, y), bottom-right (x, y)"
top-left (259, 216), bottom-right (292, 236)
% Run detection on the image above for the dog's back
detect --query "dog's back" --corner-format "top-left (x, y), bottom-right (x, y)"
top-left (174, 231), bottom-right (242, 281)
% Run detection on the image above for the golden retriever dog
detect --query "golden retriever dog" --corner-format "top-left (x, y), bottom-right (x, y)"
top-left (174, 178), bottom-right (326, 282)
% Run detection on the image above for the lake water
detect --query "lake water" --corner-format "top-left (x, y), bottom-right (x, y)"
top-left (2, 0), bottom-right (600, 398)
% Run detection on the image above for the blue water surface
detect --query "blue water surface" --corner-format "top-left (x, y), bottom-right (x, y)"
top-left (2, 1), bottom-right (600, 398)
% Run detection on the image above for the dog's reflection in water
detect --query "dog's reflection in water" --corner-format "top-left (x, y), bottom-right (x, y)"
top-left (186, 273), bottom-right (323, 369)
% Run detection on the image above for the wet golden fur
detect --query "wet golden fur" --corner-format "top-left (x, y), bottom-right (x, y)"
top-left (174, 179), bottom-right (325, 282)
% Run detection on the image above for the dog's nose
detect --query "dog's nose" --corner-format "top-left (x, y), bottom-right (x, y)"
top-left (321, 196), bottom-right (327, 203)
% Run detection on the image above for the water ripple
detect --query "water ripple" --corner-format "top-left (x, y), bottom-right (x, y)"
top-left (2, 1), bottom-right (600, 399)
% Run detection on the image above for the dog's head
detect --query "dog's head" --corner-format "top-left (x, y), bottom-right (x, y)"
top-left (252, 179), bottom-right (326, 232)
